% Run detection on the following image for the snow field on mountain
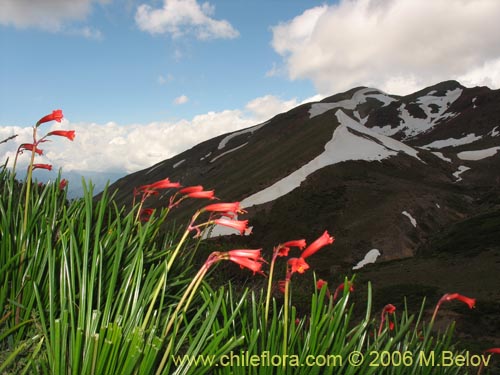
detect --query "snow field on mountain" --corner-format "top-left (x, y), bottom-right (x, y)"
top-left (239, 110), bottom-right (422, 209)
top-left (352, 249), bottom-right (381, 270)
top-left (402, 211), bottom-right (417, 227)
top-left (453, 166), bottom-right (471, 182)
top-left (308, 88), bottom-right (396, 119)
top-left (457, 146), bottom-right (500, 161)
top-left (422, 133), bottom-right (482, 149)
top-left (217, 122), bottom-right (268, 150)
top-left (371, 88), bottom-right (462, 139)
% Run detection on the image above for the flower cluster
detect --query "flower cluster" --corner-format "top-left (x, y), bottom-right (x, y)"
top-left (14, 110), bottom-right (75, 188)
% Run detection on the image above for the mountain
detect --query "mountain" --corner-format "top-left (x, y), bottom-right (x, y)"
top-left (108, 79), bottom-right (499, 259)
top-left (107, 81), bottom-right (500, 346)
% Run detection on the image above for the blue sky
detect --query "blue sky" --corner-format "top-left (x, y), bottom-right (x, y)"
top-left (1, 0), bottom-right (500, 177)
top-left (1, 0), bottom-right (323, 125)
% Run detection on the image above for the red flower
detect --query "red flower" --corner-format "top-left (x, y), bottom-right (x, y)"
top-left (432, 292), bottom-right (476, 321)
top-left (276, 246), bottom-right (290, 257)
top-left (46, 130), bottom-right (75, 141)
top-left (227, 249), bottom-right (265, 274)
top-left (37, 110), bottom-right (63, 126)
top-left (316, 279), bottom-right (328, 290)
top-left (278, 280), bottom-right (287, 293)
top-left (485, 348), bottom-right (500, 355)
top-left (439, 293), bottom-right (476, 309)
top-left (149, 178), bottom-right (181, 190)
top-left (301, 230), bottom-right (334, 259)
top-left (332, 281), bottom-right (354, 301)
top-left (180, 185), bottom-right (204, 194)
top-left (382, 304), bottom-right (396, 314)
top-left (282, 239), bottom-right (307, 250)
top-left (59, 179), bottom-right (68, 190)
top-left (275, 239), bottom-right (307, 257)
top-left (203, 202), bottom-right (242, 214)
top-left (378, 304), bottom-right (396, 335)
top-left (139, 208), bottom-right (154, 222)
top-left (187, 190), bottom-right (216, 199)
top-left (32, 164), bottom-right (52, 171)
top-left (288, 257), bottom-right (310, 274)
top-left (213, 218), bottom-right (249, 234)
top-left (19, 143), bottom-right (43, 155)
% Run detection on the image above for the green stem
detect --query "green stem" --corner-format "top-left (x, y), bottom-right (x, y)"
top-left (165, 210), bottom-right (202, 270)
top-left (142, 210), bottom-right (202, 330)
top-left (16, 127), bottom-right (37, 324)
top-left (155, 262), bottom-right (212, 375)
top-left (283, 279), bottom-right (289, 368)
top-left (264, 253), bottom-right (278, 326)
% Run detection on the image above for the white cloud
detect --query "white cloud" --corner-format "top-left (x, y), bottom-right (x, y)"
top-left (0, 0), bottom-right (108, 32)
top-left (0, 94), bottom-right (311, 174)
top-left (135, 0), bottom-right (239, 40)
top-left (271, 0), bottom-right (500, 95)
top-left (174, 94), bottom-right (189, 105)
top-left (244, 95), bottom-right (298, 122)
top-left (158, 73), bottom-right (174, 85)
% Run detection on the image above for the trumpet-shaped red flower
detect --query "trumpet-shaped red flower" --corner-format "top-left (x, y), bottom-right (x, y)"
top-left (316, 279), bottom-right (328, 290)
top-left (149, 178), bottom-right (181, 190)
top-left (378, 304), bottom-right (396, 335)
top-left (139, 208), bottom-right (154, 222)
top-left (179, 185), bottom-right (204, 194)
top-left (288, 257), bottom-right (310, 274)
top-left (32, 164), bottom-right (52, 171)
top-left (59, 179), bottom-right (68, 190)
top-left (332, 281), bottom-right (354, 301)
top-left (432, 292), bottom-right (476, 321)
top-left (227, 249), bottom-right (265, 274)
top-left (203, 202), bottom-right (242, 214)
top-left (438, 293), bottom-right (476, 309)
top-left (187, 190), bottom-right (216, 199)
top-left (275, 239), bottom-right (307, 257)
top-left (282, 239), bottom-right (307, 250)
top-left (46, 130), bottom-right (75, 141)
top-left (278, 280), bottom-right (287, 293)
top-left (382, 304), bottom-right (396, 314)
top-left (37, 110), bottom-right (63, 126)
top-left (19, 143), bottom-right (43, 155)
top-left (213, 218), bottom-right (249, 234)
top-left (302, 230), bottom-right (334, 259)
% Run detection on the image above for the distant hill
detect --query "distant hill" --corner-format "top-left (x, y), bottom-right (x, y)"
top-left (106, 79), bottom-right (500, 348)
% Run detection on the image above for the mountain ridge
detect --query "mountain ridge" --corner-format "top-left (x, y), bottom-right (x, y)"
top-left (107, 80), bottom-right (499, 268)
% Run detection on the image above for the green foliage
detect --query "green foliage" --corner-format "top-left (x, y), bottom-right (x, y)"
top-left (1, 164), bottom-right (492, 374)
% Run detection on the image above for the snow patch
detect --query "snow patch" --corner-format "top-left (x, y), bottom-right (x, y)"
top-left (422, 133), bottom-right (482, 149)
top-left (352, 249), bottom-right (381, 270)
top-left (146, 161), bottom-right (166, 175)
top-left (402, 211), bottom-right (417, 227)
top-left (453, 166), bottom-right (471, 182)
top-left (431, 152), bottom-right (452, 162)
top-left (217, 122), bottom-right (267, 150)
top-left (436, 203), bottom-right (441, 209)
top-left (370, 88), bottom-right (462, 140)
top-left (489, 126), bottom-right (499, 137)
top-left (399, 88), bottom-right (462, 139)
top-left (210, 142), bottom-right (248, 163)
top-left (370, 124), bottom-right (400, 137)
top-left (309, 88), bottom-right (396, 119)
top-left (240, 110), bottom-right (421, 209)
top-left (200, 152), bottom-right (212, 161)
top-left (457, 147), bottom-right (500, 161)
top-left (173, 159), bottom-right (185, 168)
